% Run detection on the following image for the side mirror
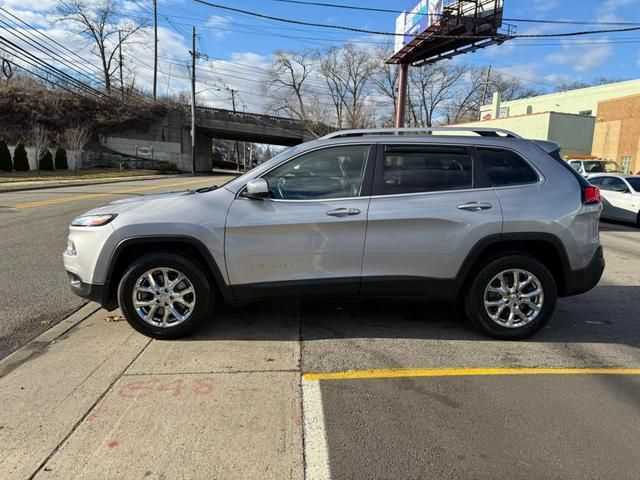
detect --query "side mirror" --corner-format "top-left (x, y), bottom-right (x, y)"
top-left (244, 178), bottom-right (271, 200)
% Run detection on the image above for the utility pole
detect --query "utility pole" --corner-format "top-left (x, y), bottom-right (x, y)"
top-left (118, 30), bottom-right (124, 100)
top-left (190, 26), bottom-right (196, 176)
top-left (153, 0), bottom-right (158, 100)
top-left (481, 65), bottom-right (492, 111)
top-left (230, 88), bottom-right (240, 172)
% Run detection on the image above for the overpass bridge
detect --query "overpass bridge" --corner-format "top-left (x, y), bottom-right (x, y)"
top-left (101, 107), bottom-right (329, 172)
top-left (195, 107), bottom-right (317, 146)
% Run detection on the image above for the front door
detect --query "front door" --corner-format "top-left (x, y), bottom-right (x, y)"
top-left (225, 144), bottom-right (375, 299)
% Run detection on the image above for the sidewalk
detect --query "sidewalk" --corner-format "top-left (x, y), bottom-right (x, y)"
top-left (0, 303), bottom-right (303, 479)
top-left (0, 174), bottom-right (186, 193)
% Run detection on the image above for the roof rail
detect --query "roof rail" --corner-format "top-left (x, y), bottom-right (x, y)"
top-left (320, 127), bottom-right (522, 140)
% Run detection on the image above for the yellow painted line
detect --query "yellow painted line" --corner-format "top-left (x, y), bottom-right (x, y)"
top-left (9, 178), bottom-right (214, 210)
top-left (303, 368), bottom-right (640, 381)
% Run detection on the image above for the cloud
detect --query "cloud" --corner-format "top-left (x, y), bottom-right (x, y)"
top-left (546, 42), bottom-right (613, 73)
top-left (205, 15), bottom-right (232, 39)
top-left (529, 0), bottom-right (560, 13)
top-left (596, 0), bottom-right (640, 22)
top-left (0, 0), bottom-right (57, 10)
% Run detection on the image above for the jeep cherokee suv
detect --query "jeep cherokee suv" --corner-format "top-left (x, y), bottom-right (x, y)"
top-left (63, 127), bottom-right (605, 340)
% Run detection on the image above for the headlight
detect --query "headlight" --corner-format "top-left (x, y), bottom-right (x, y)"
top-left (71, 214), bottom-right (117, 227)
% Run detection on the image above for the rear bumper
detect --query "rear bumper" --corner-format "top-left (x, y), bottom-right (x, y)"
top-left (563, 246), bottom-right (605, 297)
top-left (67, 272), bottom-right (117, 311)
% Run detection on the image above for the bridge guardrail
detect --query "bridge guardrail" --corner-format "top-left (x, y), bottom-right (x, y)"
top-left (195, 106), bottom-right (306, 131)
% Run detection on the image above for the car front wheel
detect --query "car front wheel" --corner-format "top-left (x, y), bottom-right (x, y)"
top-left (464, 255), bottom-right (557, 340)
top-left (118, 253), bottom-right (213, 339)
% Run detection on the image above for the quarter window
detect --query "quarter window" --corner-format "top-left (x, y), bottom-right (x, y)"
top-left (262, 145), bottom-right (370, 200)
top-left (477, 148), bottom-right (539, 187)
top-left (380, 146), bottom-right (473, 194)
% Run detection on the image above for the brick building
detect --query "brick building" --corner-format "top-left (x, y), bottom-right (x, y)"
top-left (592, 94), bottom-right (640, 174)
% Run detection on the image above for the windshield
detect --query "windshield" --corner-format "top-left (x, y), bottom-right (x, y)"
top-left (626, 177), bottom-right (640, 191)
top-left (582, 161), bottom-right (620, 173)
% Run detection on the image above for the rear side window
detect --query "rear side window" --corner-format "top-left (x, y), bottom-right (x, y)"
top-left (380, 146), bottom-right (473, 195)
top-left (477, 148), bottom-right (539, 187)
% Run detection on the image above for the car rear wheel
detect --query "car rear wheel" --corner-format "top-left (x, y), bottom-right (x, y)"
top-left (118, 253), bottom-right (213, 339)
top-left (464, 255), bottom-right (557, 340)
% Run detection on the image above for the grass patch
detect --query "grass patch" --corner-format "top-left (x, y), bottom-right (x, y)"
top-left (0, 169), bottom-right (161, 183)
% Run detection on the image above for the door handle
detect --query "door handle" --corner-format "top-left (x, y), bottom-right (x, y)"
top-left (457, 202), bottom-right (493, 211)
top-left (326, 208), bottom-right (361, 217)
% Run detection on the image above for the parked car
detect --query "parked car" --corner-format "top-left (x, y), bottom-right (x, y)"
top-left (568, 158), bottom-right (622, 178)
top-left (63, 127), bottom-right (605, 340)
top-left (588, 174), bottom-right (640, 225)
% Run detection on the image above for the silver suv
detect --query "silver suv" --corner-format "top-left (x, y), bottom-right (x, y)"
top-left (63, 128), bottom-right (605, 340)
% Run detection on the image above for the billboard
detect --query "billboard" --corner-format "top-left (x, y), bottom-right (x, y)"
top-left (394, 0), bottom-right (444, 53)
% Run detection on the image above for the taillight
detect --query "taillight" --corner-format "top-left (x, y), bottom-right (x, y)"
top-left (583, 185), bottom-right (601, 205)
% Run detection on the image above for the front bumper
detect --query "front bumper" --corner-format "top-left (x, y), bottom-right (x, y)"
top-left (563, 246), bottom-right (605, 297)
top-left (67, 272), bottom-right (117, 310)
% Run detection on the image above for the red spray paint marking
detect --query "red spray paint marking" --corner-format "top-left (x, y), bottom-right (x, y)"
top-left (107, 440), bottom-right (119, 448)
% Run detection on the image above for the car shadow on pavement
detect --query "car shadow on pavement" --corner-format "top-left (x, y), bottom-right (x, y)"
top-left (182, 285), bottom-right (640, 347)
top-left (600, 220), bottom-right (639, 232)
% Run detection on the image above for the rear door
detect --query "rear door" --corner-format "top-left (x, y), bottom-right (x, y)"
top-left (361, 143), bottom-right (502, 298)
top-left (599, 176), bottom-right (636, 222)
top-left (225, 143), bottom-right (375, 299)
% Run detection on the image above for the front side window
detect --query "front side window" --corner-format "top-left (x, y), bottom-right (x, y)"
top-left (262, 145), bottom-right (370, 200)
top-left (477, 148), bottom-right (539, 187)
top-left (380, 146), bottom-right (473, 195)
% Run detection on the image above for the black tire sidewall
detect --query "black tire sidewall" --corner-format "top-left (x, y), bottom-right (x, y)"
top-left (118, 253), bottom-right (213, 339)
top-left (465, 255), bottom-right (557, 340)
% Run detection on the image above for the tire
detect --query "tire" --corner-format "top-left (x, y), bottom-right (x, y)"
top-left (118, 253), bottom-right (214, 339)
top-left (464, 255), bottom-right (557, 340)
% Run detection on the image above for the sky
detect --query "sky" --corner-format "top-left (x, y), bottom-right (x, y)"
top-left (1, 0), bottom-right (640, 112)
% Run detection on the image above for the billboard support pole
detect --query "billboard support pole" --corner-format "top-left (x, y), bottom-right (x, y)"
top-left (395, 63), bottom-right (409, 128)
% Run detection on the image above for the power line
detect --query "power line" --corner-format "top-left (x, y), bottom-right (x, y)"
top-left (271, 0), bottom-right (640, 27)
top-left (191, 0), bottom-right (640, 39)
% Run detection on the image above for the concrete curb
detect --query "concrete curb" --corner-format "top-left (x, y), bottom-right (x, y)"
top-left (0, 174), bottom-right (188, 194)
top-left (0, 303), bottom-right (101, 378)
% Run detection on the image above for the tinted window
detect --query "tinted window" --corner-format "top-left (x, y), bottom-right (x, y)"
top-left (380, 146), bottom-right (472, 194)
top-left (600, 177), bottom-right (627, 192)
top-left (262, 145), bottom-right (369, 200)
top-left (626, 177), bottom-right (640, 192)
top-left (589, 177), bottom-right (604, 186)
top-left (477, 148), bottom-right (538, 187)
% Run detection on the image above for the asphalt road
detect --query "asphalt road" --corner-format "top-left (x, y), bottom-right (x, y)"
top-left (0, 175), bottom-right (231, 359)
top-left (1, 179), bottom-right (639, 479)
top-left (300, 220), bottom-right (640, 479)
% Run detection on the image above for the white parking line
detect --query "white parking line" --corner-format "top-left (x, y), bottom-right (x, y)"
top-left (302, 378), bottom-right (331, 480)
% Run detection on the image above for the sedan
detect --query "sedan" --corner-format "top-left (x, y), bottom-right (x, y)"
top-left (589, 174), bottom-right (640, 225)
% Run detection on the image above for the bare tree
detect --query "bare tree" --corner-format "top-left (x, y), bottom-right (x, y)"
top-left (28, 123), bottom-right (49, 169)
top-left (319, 44), bottom-right (376, 129)
top-left (371, 47), bottom-right (399, 125)
top-left (319, 47), bottom-right (347, 128)
top-left (55, 0), bottom-right (145, 92)
top-left (63, 125), bottom-right (91, 171)
top-left (407, 63), bottom-right (467, 127)
top-left (266, 49), bottom-right (314, 122)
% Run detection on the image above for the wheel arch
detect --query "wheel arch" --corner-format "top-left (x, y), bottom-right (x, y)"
top-left (103, 236), bottom-right (234, 310)
top-left (456, 233), bottom-right (571, 298)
